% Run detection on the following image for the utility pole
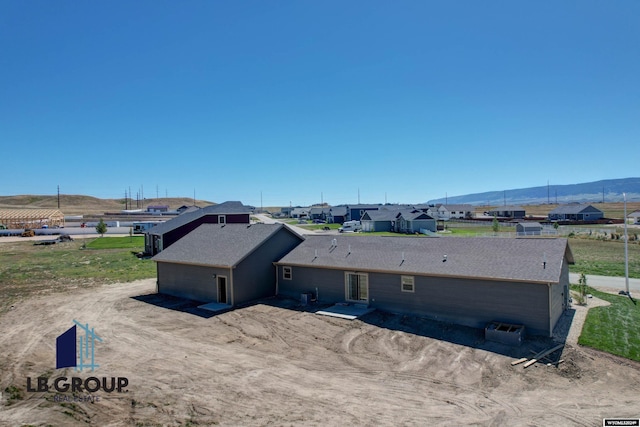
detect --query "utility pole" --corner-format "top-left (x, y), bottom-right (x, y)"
top-left (57, 185), bottom-right (60, 209)
top-left (624, 193), bottom-right (629, 295)
top-left (125, 189), bottom-right (128, 210)
top-left (547, 180), bottom-right (550, 204)
top-left (129, 186), bottom-right (131, 209)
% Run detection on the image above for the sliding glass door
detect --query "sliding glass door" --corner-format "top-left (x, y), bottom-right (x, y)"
top-left (345, 272), bottom-right (368, 303)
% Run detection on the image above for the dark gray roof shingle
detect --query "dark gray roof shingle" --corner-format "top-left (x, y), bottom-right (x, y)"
top-left (153, 223), bottom-right (302, 267)
top-left (276, 235), bottom-right (573, 284)
top-left (549, 204), bottom-right (603, 215)
top-left (148, 201), bottom-right (251, 235)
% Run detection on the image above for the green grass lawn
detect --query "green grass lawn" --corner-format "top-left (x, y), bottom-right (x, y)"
top-left (301, 223), bottom-right (342, 231)
top-left (568, 238), bottom-right (640, 279)
top-left (0, 240), bottom-right (156, 314)
top-left (573, 285), bottom-right (640, 362)
top-left (86, 236), bottom-right (145, 249)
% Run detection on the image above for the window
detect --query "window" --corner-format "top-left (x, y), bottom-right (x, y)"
top-left (401, 276), bottom-right (415, 293)
top-left (219, 215), bottom-right (226, 224)
top-left (283, 266), bottom-right (292, 280)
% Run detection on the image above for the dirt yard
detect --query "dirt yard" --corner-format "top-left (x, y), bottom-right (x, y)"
top-left (1, 279), bottom-right (639, 426)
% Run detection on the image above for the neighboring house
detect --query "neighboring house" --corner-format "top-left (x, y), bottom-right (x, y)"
top-left (153, 223), bottom-right (304, 306)
top-left (309, 207), bottom-right (331, 221)
top-left (327, 206), bottom-right (348, 224)
top-left (548, 204), bottom-right (604, 221)
top-left (144, 201), bottom-right (252, 255)
top-left (346, 204), bottom-right (381, 222)
top-left (516, 222), bottom-right (542, 236)
top-left (276, 236), bottom-right (573, 336)
top-left (361, 210), bottom-right (397, 232)
top-left (147, 205), bottom-right (170, 213)
top-left (627, 210), bottom-right (640, 224)
top-left (395, 210), bottom-right (437, 233)
top-left (487, 206), bottom-right (526, 219)
top-left (291, 207), bottom-right (310, 219)
top-left (280, 206), bottom-right (293, 217)
top-left (436, 204), bottom-right (474, 220)
top-left (361, 208), bottom-right (437, 234)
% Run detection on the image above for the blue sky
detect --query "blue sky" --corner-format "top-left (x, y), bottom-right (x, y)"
top-left (1, 1), bottom-right (638, 207)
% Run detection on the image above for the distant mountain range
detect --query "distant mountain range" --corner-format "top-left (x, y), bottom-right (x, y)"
top-left (428, 178), bottom-right (640, 206)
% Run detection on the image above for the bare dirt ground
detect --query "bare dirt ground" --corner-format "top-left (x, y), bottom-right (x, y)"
top-left (1, 279), bottom-right (639, 426)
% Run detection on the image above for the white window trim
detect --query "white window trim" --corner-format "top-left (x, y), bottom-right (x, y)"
top-left (401, 275), bottom-right (415, 293)
top-left (283, 266), bottom-right (293, 280)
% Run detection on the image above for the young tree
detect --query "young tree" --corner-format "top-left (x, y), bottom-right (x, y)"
top-left (95, 219), bottom-right (107, 237)
top-left (492, 215), bottom-right (499, 233)
top-left (578, 273), bottom-right (588, 305)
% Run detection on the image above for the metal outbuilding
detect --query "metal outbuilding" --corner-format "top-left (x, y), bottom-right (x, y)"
top-left (0, 209), bottom-right (65, 229)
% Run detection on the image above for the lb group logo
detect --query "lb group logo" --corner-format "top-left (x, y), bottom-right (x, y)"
top-left (56, 320), bottom-right (102, 371)
top-left (26, 320), bottom-right (129, 400)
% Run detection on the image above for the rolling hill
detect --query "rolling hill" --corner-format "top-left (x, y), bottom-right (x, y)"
top-left (428, 178), bottom-right (640, 206)
top-left (0, 195), bottom-right (215, 215)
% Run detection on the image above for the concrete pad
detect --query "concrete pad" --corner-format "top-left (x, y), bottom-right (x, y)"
top-left (316, 303), bottom-right (374, 320)
top-left (198, 302), bottom-right (232, 313)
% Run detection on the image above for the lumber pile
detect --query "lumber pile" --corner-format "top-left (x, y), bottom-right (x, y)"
top-left (511, 344), bottom-right (564, 368)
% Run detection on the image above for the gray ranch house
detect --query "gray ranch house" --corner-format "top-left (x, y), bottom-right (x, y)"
top-left (548, 204), bottom-right (604, 221)
top-left (487, 206), bottom-right (526, 219)
top-left (360, 210), bottom-right (397, 232)
top-left (327, 206), bottom-right (348, 224)
top-left (153, 223), bottom-right (304, 307)
top-left (395, 210), bottom-right (437, 233)
top-left (275, 236), bottom-right (573, 336)
top-left (361, 209), bottom-right (437, 233)
top-left (144, 201), bottom-right (252, 256)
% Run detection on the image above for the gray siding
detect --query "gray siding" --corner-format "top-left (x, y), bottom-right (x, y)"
top-left (278, 266), bottom-right (562, 336)
top-left (362, 220), bottom-right (393, 232)
top-left (157, 262), bottom-right (230, 303)
top-left (551, 260), bottom-right (570, 328)
top-left (233, 229), bottom-right (303, 304)
top-left (279, 266), bottom-right (346, 303)
top-left (368, 273), bottom-right (552, 336)
top-left (411, 219), bottom-right (436, 233)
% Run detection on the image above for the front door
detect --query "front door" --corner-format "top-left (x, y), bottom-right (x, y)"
top-left (345, 272), bottom-right (368, 303)
top-left (218, 276), bottom-right (228, 304)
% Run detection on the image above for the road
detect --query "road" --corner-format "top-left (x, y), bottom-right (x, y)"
top-left (569, 272), bottom-right (640, 294)
top-left (253, 214), bottom-right (335, 236)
